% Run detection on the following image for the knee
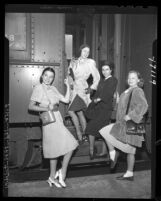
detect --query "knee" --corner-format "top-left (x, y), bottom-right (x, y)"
top-left (68, 111), bottom-right (75, 117)
top-left (77, 111), bottom-right (83, 117)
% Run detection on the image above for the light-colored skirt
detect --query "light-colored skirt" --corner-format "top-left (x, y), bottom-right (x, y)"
top-left (99, 123), bottom-right (136, 154)
top-left (42, 111), bottom-right (78, 158)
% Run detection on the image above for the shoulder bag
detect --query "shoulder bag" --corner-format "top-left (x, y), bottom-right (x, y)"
top-left (39, 85), bottom-right (56, 126)
top-left (125, 89), bottom-right (146, 136)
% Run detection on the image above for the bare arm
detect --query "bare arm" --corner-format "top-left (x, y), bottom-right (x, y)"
top-left (89, 60), bottom-right (100, 90)
top-left (29, 100), bottom-right (48, 112)
top-left (59, 77), bottom-right (71, 104)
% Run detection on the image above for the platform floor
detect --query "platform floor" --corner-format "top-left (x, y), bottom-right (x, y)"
top-left (7, 136), bottom-right (152, 198)
top-left (8, 169), bottom-right (151, 198)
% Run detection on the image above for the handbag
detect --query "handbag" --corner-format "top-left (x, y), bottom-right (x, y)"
top-left (40, 110), bottom-right (56, 126)
top-left (125, 90), bottom-right (146, 136)
top-left (39, 85), bottom-right (56, 126)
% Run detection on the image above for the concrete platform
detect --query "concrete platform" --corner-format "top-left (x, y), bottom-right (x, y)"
top-left (8, 170), bottom-right (151, 198)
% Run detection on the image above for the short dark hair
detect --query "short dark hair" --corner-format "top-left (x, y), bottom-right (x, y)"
top-left (101, 61), bottom-right (115, 75)
top-left (40, 67), bottom-right (55, 85)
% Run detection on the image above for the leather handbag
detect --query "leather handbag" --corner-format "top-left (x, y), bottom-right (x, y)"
top-left (125, 90), bottom-right (146, 136)
top-left (40, 110), bottom-right (56, 126)
top-left (39, 85), bottom-right (56, 126)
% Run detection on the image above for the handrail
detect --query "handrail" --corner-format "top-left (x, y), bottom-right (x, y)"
top-left (9, 122), bottom-right (41, 128)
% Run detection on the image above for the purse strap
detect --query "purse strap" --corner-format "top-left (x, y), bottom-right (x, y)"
top-left (125, 90), bottom-right (133, 115)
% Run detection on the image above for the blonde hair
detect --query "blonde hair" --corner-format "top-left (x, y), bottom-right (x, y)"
top-left (128, 70), bottom-right (144, 88)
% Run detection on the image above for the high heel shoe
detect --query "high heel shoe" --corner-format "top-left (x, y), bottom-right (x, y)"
top-left (47, 177), bottom-right (62, 188)
top-left (82, 135), bottom-right (88, 142)
top-left (55, 169), bottom-right (67, 188)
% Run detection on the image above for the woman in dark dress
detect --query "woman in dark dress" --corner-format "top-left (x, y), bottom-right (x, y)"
top-left (85, 61), bottom-right (118, 159)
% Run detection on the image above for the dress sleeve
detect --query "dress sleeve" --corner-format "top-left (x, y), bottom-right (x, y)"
top-left (89, 59), bottom-right (100, 90)
top-left (128, 88), bottom-right (148, 123)
top-left (30, 84), bottom-right (43, 103)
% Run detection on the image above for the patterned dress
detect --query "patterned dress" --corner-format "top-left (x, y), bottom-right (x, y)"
top-left (68, 58), bottom-right (100, 111)
top-left (30, 83), bottom-right (78, 158)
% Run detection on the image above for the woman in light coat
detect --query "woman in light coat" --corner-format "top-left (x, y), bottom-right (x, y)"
top-left (68, 44), bottom-right (100, 144)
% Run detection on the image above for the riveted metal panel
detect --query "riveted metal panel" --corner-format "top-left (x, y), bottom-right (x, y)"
top-left (9, 65), bottom-right (60, 123)
top-left (32, 13), bottom-right (64, 63)
top-left (5, 13), bottom-right (31, 61)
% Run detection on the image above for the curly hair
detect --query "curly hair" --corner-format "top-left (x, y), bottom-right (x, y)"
top-left (128, 70), bottom-right (144, 88)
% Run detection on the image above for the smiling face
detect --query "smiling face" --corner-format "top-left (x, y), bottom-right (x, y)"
top-left (127, 72), bottom-right (140, 88)
top-left (80, 47), bottom-right (90, 59)
top-left (42, 70), bottom-right (55, 86)
top-left (102, 65), bottom-right (112, 78)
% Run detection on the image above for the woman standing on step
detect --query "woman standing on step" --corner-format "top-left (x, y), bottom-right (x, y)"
top-left (85, 61), bottom-right (118, 160)
top-left (99, 70), bottom-right (148, 180)
top-left (29, 67), bottom-right (78, 188)
top-left (67, 44), bottom-right (100, 144)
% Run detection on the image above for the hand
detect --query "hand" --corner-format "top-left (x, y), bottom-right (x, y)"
top-left (85, 87), bottom-right (93, 94)
top-left (48, 103), bottom-right (54, 111)
top-left (124, 115), bottom-right (131, 121)
top-left (64, 77), bottom-right (70, 87)
top-left (67, 75), bottom-right (74, 85)
top-left (93, 98), bottom-right (101, 103)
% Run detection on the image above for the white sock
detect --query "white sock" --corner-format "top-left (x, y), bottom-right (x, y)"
top-left (109, 150), bottom-right (116, 161)
top-left (123, 170), bottom-right (133, 177)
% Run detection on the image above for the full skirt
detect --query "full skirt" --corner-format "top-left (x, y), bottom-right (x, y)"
top-left (42, 111), bottom-right (78, 158)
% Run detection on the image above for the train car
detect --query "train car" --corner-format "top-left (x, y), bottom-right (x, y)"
top-left (4, 5), bottom-right (156, 173)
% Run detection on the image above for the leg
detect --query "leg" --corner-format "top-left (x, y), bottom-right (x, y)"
top-left (61, 150), bottom-right (73, 180)
top-left (77, 110), bottom-right (87, 133)
top-left (49, 158), bottom-right (58, 180)
top-left (89, 135), bottom-right (96, 159)
top-left (55, 151), bottom-right (74, 188)
top-left (104, 138), bottom-right (115, 153)
top-left (116, 153), bottom-right (135, 180)
top-left (126, 153), bottom-right (135, 173)
top-left (77, 110), bottom-right (88, 141)
top-left (100, 124), bottom-right (117, 161)
top-left (100, 141), bottom-right (107, 155)
top-left (68, 111), bottom-right (82, 141)
top-left (47, 158), bottom-right (62, 188)
top-left (103, 137), bottom-right (119, 169)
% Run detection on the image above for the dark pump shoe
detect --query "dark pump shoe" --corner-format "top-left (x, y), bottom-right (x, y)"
top-left (110, 151), bottom-right (119, 169)
top-left (116, 175), bottom-right (134, 181)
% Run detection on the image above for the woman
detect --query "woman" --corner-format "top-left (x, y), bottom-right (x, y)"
top-left (85, 61), bottom-right (118, 160)
top-left (99, 70), bottom-right (148, 180)
top-left (68, 44), bottom-right (100, 144)
top-left (29, 67), bottom-right (78, 188)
